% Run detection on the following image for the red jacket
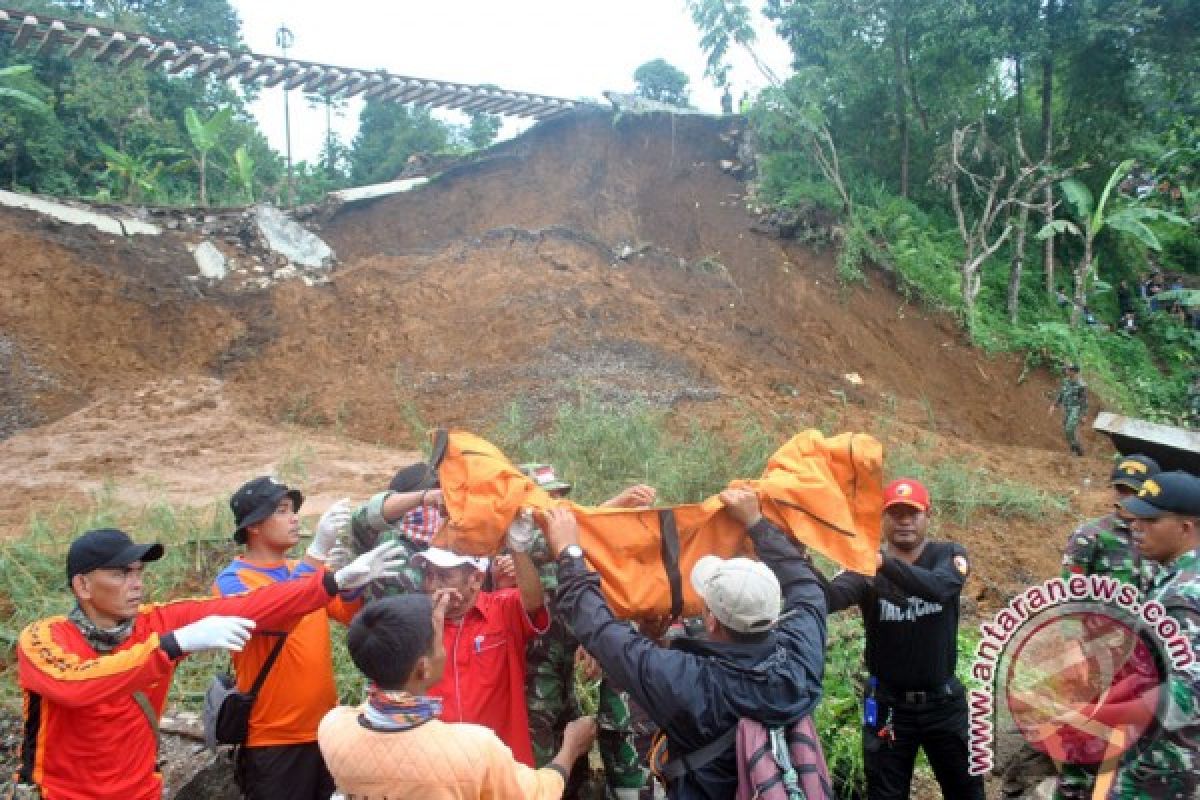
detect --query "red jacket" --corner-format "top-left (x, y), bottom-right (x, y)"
top-left (16, 570), bottom-right (339, 800)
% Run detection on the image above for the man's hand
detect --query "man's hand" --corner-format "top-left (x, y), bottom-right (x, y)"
top-left (601, 484), bottom-right (657, 509)
top-left (334, 541), bottom-right (408, 591)
top-left (542, 506), bottom-right (580, 557)
top-left (575, 647), bottom-right (601, 682)
top-left (491, 553), bottom-right (517, 589)
top-left (560, 715), bottom-right (599, 762)
top-left (420, 488), bottom-right (444, 510)
top-left (719, 487), bottom-right (763, 529)
top-left (308, 498), bottom-right (352, 560)
top-left (172, 616), bottom-right (255, 654)
top-left (430, 588), bottom-right (455, 637)
top-left (505, 509), bottom-right (537, 553)
top-left (638, 614), bottom-right (676, 644)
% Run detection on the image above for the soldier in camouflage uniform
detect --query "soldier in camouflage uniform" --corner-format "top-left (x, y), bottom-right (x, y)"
top-left (1048, 455), bottom-right (1162, 800)
top-left (1111, 471), bottom-right (1200, 798)
top-left (1049, 364), bottom-right (1088, 456)
top-left (347, 462), bottom-right (443, 601)
top-left (1061, 455), bottom-right (1161, 590)
top-left (516, 463), bottom-right (656, 800)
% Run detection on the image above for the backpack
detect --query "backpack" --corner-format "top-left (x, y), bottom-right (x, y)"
top-left (654, 715), bottom-right (834, 800)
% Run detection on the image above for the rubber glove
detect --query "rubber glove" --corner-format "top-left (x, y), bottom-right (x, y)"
top-left (334, 541), bottom-right (407, 591)
top-left (172, 616), bottom-right (256, 654)
top-left (506, 508), bottom-right (537, 553)
top-left (308, 498), bottom-right (352, 560)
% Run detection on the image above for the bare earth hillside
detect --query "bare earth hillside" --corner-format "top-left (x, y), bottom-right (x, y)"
top-left (0, 110), bottom-right (1116, 609)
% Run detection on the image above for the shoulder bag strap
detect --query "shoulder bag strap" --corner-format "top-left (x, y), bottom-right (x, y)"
top-left (131, 690), bottom-right (161, 766)
top-left (247, 631), bottom-right (289, 698)
top-left (659, 725), bottom-right (739, 783)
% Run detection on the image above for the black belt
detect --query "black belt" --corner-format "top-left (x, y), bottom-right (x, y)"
top-left (873, 678), bottom-right (959, 705)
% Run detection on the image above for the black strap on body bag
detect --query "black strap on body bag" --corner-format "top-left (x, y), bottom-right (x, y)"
top-left (203, 631), bottom-right (287, 749)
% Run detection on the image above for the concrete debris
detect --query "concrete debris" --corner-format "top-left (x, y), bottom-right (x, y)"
top-left (253, 205), bottom-right (335, 269)
top-left (192, 241), bottom-right (227, 280)
top-left (0, 189), bottom-right (160, 236)
top-left (329, 177), bottom-right (429, 205)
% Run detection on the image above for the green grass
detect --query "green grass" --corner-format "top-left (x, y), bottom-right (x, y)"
top-left (886, 442), bottom-right (1069, 525)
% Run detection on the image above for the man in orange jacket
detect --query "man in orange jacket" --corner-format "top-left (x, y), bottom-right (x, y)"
top-left (214, 476), bottom-right (363, 800)
top-left (14, 526), bottom-right (404, 800)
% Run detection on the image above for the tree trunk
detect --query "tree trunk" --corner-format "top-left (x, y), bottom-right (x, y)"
top-left (1071, 236), bottom-right (1092, 327)
top-left (892, 4), bottom-right (909, 198)
top-left (1008, 204), bottom-right (1030, 323)
top-left (1041, 50), bottom-right (1055, 296)
top-left (1014, 55), bottom-right (1024, 129)
top-left (199, 152), bottom-right (207, 207)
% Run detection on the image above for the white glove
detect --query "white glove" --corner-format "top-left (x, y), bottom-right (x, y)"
top-left (308, 498), bottom-right (352, 560)
top-left (334, 541), bottom-right (408, 591)
top-left (505, 508), bottom-right (537, 553)
top-left (172, 616), bottom-right (256, 654)
top-left (325, 543), bottom-right (353, 572)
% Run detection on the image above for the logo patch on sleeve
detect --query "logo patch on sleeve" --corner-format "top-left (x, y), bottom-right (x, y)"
top-left (953, 555), bottom-right (970, 576)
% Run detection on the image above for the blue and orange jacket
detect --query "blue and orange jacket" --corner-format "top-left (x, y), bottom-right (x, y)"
top-left (213, 558), bottom-right (362, 747)
top-left (16, 569), bottom-right (339, 800)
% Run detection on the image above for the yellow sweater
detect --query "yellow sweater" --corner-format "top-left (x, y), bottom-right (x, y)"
top-left (318, 707), bottom-right (566, 799)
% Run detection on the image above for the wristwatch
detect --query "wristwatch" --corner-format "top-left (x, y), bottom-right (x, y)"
top-left (561, 544), bottom-right (584, 560)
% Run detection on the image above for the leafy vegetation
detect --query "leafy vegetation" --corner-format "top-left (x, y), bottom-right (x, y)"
top-left (688, 0), bottom-right (1198, 421)
top-left (632, 59), bottom-right (692, 108)
top-left (0, 1), bottom-right (505, 206)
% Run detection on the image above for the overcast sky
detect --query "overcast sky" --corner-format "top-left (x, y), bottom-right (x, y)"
top-left (229, 0), bottom-right (793, 163)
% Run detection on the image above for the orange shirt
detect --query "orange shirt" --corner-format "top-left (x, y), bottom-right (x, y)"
top-left (318, 709), bottom-right (565, 799)
top-left (17, 571), bottom-right (338, 800)
top-left (214, 559), bottom-right (362, 747)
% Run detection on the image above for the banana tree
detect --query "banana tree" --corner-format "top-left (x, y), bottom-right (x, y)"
top-left (1038, 159), bottom-right (1188, 325)
top-left (184, 106), bottom-right (233, 207)
top-left (96, 142), bottom-right (185, 203)
top-left (232, 145), bottom-right (255, 203)
top-left (0, 65), bottom-right (48, 113)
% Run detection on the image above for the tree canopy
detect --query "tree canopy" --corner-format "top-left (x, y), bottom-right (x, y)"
top-left (633, 59), bottom-right (691, 107)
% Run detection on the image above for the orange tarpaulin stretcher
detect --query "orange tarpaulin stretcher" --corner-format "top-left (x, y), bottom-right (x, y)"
top-left (432, 428), bottom-right (883, 619)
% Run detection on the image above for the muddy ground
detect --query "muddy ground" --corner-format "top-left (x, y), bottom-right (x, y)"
top-left (0, 109), bottom-right (1121, 798)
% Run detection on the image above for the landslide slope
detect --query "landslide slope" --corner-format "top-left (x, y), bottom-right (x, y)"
top-left (0, 109), bottom-right (1103, 602)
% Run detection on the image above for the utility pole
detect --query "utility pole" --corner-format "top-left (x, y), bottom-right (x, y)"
top-left (276, 23), bottom-right (295, 208)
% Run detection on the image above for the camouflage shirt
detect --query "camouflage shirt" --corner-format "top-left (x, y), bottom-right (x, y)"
top-left (1112, 547), bottom-right (1200, 798)
top-left (348, 491), bottom-right (428, 602)
top-left (1061, 513), bottom-right (1157, 592)
top-left (1056, 378), bottom-right (1088, 411)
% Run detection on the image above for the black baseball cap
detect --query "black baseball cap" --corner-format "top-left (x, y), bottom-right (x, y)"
top-left (1110, 455), bottom-right (1161, 491)
top-left (230, 476), bottom-right (304, 544)
top-left (66, 528), bottom-right (164, 583)
top-left (1120, 471), bottom-right (1200, 519)
top-left (388, 462), bottom-right (439, 493)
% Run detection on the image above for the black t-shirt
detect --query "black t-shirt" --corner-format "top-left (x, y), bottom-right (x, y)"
top-left (826, 540), bottom-right (969, 691)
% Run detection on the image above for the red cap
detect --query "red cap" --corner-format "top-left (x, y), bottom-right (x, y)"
top-left (883, 478), bottom-right (931, 512)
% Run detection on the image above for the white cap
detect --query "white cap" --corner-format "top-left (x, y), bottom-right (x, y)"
top-left (690, 555), bottom-right (782, 634)
top-left (413, 547), bottom-right (489, 573)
